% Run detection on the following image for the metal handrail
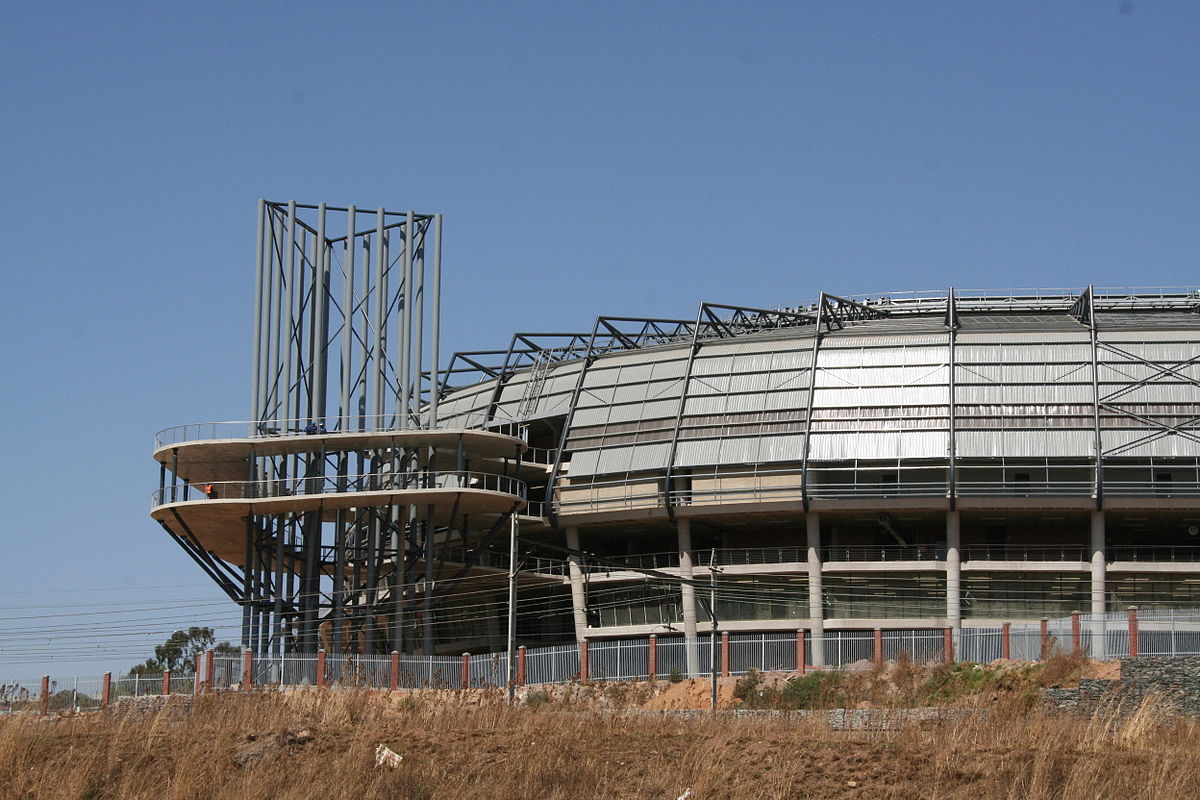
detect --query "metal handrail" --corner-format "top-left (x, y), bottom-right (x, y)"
top-left (152, 470), bottom-right (527, 508)
top-left (1107, 545), bottom-right (1200, 563)
top-left (960, 545), bottom-right (1089, 561)
top-left (154, 412), bottom-right (527, 450)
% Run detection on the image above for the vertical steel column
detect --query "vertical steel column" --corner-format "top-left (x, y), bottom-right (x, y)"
top-left (398, 210), bottom-right (414, 429)
top-left (411, 219), bottom-right (425, 428)
top-left (267, 205), bottom-right (287, 427)
top-left (663, 304), bottom-right (707, 517)
top-left (946, 287), bottom-right (958, 505)
top-left (800, 299), bottom-right (827, 509)
top-left (282, 203), bottom-right (298, 431)
top-left (250, 198), bottom-right (266, 424)
top-left (311, 203), bottom-right (331, 425)
top-left (242, 518), bottom-right (254, 649)
top-left (339, 206), bottom-right (356, 430)
top-left (372, 209), bottom-right (387, 424)
top-left (1086, 286), bottom-right (1104, 507)
top-left (428, 215), bottom-right (443, 426)
top-left (358, 231), bottom-right (372, 429)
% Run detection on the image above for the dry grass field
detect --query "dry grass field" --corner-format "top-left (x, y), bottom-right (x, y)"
top-left (1, 659), bottom-right (1196, 800)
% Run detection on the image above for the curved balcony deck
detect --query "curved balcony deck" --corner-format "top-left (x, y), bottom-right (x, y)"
top-left (153, 415), bottom-right (531, 484)
top-left (152, 471), bottom-right (527, 563)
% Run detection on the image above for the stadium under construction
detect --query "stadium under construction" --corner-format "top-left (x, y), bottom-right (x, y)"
top-left (152, 200), bottom-right (1200, 669)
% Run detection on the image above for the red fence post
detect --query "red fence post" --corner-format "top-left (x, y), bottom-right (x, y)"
top-left (461, 653), bottom-right (470, 690)
top-left (1071, 611), bottom-right (1082, 657)
top-left (943, 628), bottom-right (954, 664)
top-left (517, 646), bottom-right (527, 686)
top-left (162, 670), bottom-right (171, 696)
top-left (102, 672), bottom-right (112, 709)
top-left (1001, 622), bottom-right (1011, 660)
top-left (1040, 618), bottom-right (1050, 660)
top-left (316, 649), bottom-right (326, 688)
top-left (721, 631), bottom-right (731, 677)
top-left (1128, 606), bottom-right (1139, 658)
top-left (389, 651), bottom-right (400, 691)
top-left (241, 649), bottom-right (253, 691)
top-left (873, 629), bottom-right (884, 668)
top-left (797, 629), bottom-right (807, 675)
top-left (204, 650), bottom-right (215, 693)
top-left (579, 641), bottom-right (589, 682)
top-left (647, 635), bottom-right (657, 681)
top-left (40, 676), bottom-right (50, 715)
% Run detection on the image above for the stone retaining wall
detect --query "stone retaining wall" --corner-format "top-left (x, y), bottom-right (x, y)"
top-left (1042, 656), bottom-right (1200, 716)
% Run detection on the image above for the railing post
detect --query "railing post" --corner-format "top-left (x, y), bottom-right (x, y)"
top-left (193, 667), bottom-right (201, 695)
top-left (40, 676), bottom-right (50, 715)
top-left (648, 635), bottom-right (658, 680)
top-left (316, 649), bottom-right (326, 688)
top-left (579, 640), bottom-right (589, 682)
top-left (204, 650), bottom-right (215, 693)
top-left (242, 649), bottom-right (253, 691)
top-left (721, 631), bottom-right (731, 677)
top-left (943, 628), bottom-right (954, 664)
top-left (461, 653), bottom-right (470, 690)
top-left (1071, 611), bottom-right (1082, 657)
top-left (1040, 618), bottom-right (1050, 660)
top-left (1001, 622), bottom-right (1011, 660)
top-left (797, 629), bottom-right (807, 675)
top-left (873, 629), bottom-right (884, 668)
top-left (517, 645), bottom-right (527, 686)
top-left (389, 651), bottom-right (400, 691)
top-left (162, 670), bottom-right (171, 696)
top-left (1128, 606), bottom-right (1139, 658)
top-left (102, 672), bottom-right (112, 709)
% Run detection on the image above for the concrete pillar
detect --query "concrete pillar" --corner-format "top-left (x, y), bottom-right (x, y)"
top-left (1001, 622), bottom-right (1011, 660)
top-left (1090, 510), bottom-right (1107, 657)
top-left (1127, 606), bottom-right (1139, 658)
top-left (162, 670), bottom-right (171, 696)
top-left (806, 512), bottom-right (825, 666)
top-left (946, 510), bottom-right (961, 631)
top-left (648, 635), bottom-right (658, 680)
top-left (517, 645), bottom-right (527, 686)
top-left (564, 527), bottom-right (589, 644)
top-left (460, 652), bottom-right (470, 690)
top-left (796, 629), bottom-right (807, 675)
top-left (677, 518), bottom-right (701, 677)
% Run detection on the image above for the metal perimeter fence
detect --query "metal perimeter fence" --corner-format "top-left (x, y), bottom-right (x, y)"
top-left (6, 608), bottom-right (1200, 711)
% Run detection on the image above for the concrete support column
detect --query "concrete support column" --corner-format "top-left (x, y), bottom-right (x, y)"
top-left (677, 517), bottom-right (701, 677)
top-left (946, 510), bottom-right (961, 632)
top-left (1091, 510), bottom-right (1107, 657)
top-left (565, 527), bottom-right (588, 644)
top-left (806, 512), bottom-right (825, 667)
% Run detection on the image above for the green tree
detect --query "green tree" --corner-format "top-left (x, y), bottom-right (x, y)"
top-left (128, 627), bottom-right (239, 675)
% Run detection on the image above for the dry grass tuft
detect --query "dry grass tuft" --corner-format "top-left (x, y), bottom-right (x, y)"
top-left (1, 689), bottom-right (1196, 799)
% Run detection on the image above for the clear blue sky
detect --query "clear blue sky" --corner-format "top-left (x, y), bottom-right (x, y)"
top-left (0, 1), bottom-right (1196, 677)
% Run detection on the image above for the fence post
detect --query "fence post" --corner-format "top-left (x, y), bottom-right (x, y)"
top-left (40, 676), bottom-right (50, 715)
top-left (797, 629), bottom-right (807, 675)
top-left (943, 628), bottom-right (954, 664)
top-left (204, 650), bottom-right (215, 693)
top-left (873, 629), bottom-right (884, 668)
top-left (162, 670), bottom-right (171, 696)
top-left (102, 672), bottom-right (112, 708)
top-left (517, 646), bottom-right (527, 686)
top-left (1001, 622), bottom-right (1011, 660)
top-left (1127, 606), bottom-right (1139, 658)
top-left (242, 649), bottom-right (253, 691)
top-left (1040, 618), bottom-right (1050, 660)
top-left (461, 653), bottom-right (470, 690)
top-left (316, 649), bottom-right (326, 688)
top-left (648, 635), bottom-right (657, 681)
top-left (389, 651), bottom-right (400, 691)
top-left (579, 640), bottom-right (589, 682)
top-left (721, 631), bottom-right (731, 677)
top-left (1071, 611), bottom-right (1082, 657)
top-left (193, 667), bottom-right (201, 695)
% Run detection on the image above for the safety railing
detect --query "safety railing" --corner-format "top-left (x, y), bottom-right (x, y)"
top-left (1108, 545), bottom-right (1200, 563)
top-left (152, 470), bottom-right (527, 508)
top-left (154, 412), bottom-right (526, 450)
top-left (823, 545), bottom-right (945, 562)
top-left (961, 545), bottom-right (1089, 562)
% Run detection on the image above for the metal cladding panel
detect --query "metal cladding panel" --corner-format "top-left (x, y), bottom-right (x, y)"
top-left (956, 343), bottom-right (1091, 363)
top-left (735, 352), bottom-right (776, 372)
top-left (579, 385), bottom-right (616, 405)
top-left (618, 362), bottom-right (655, 383)
top-left (566, 449), bottom-right (601, 476)
top-left (606, 402), bottom-right (647, 424)
top-left (598, 345), bottom-right (689, 367)
top-left (824, 333), bottom-right (948, 349)
top-left (819, 344), bottom-right (948, 367)
top-left (1101, 342), bottom-right (1200, 361)
top-left (1099, 383), bottom-right (1200, 404)
top-left (689, 374), bottom-right (732, 394)
top-left (769, 350), bottom-right (812, 370)
top-left (719, 437), bottom-right (762, 464)
top-left (628, 442), bottom-right (671, 471)
top-left (1102, 431), bottom-right (1200, 458)
top-left (595, 446), bottom-right (634, 474)
top-left (609, 382), bottom-right (651, 404)
top-left (674, 438), bottom-right (723, 468)
top-left (955, 362), bottom-right (1091, 384)
top-left (726, 393), bottom-right (769, 413)
top-left (813, 386), bottom-right (949, 407)
top-left (767, 368), bottom-right (810, 390)
top-left (645, 378), bottom-right (685, 402)
top-left (581, 364), bottom-right (623, 389)
top-left (764, 389), bottom-right (809, 411)
top-left (683, 395), bottom-right (728, 415)
top-left (955, 385), bottom-right (1095, 404)
top-left (691, 357), bottom-right (735, 377)
top-left (956, 331), bottom-right (1090, 344)
top-left (957, 429), bottom-right (1093, 458)
top-left (641, 398), bottom-right (680, 419)
top-left (726, 372), bottom-right (772, 393)
top-left (759, 434), bottom-right (806, 462)
top-left (571, 406), bottom-right (609, 427)
top-left (701, 337), bottom-right (809, 357)
top-left (808, 430), bottom-right (948, 461)
top-left (649, 358), bottom-right (689, 379)
top-left (814, 365), bottom-right (949, 387)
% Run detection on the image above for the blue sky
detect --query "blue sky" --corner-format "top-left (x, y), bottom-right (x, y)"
top-left (0, 1), bottom-right (1196, 676)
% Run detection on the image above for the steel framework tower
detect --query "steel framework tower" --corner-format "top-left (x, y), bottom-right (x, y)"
top-left (153, 201), bottom-right (533, 659)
